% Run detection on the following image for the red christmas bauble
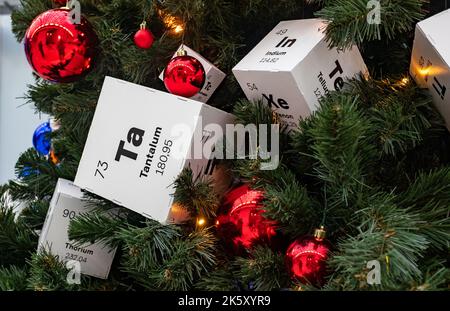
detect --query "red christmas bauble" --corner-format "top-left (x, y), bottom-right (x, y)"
top-left (134, 27), bottom-right (155, 49)
top-left (285, 227), bottom-right (330, 285)
top-left (24, 8), bottom-right (98, 83)
top-left (216, 184), bottom-right (277, 254)
top-left (163, 51), bottom-right (205, 98)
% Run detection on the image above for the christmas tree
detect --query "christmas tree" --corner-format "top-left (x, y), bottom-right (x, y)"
top-left (1, 0), bottom-right (449, 291)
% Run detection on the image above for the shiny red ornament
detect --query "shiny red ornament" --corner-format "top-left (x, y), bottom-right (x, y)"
top-left (216, 184), bottom-right (277, 254)
top-left (134, 23), bottom-right (155, 49)
top-left (24, 8), bottom-right (98, 83)
top-left (285, 227), bottom-right (330, 286)
top-left (163, 49), bottom-right (206, 98)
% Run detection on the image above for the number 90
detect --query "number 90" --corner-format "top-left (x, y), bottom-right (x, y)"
top-left (63, 209), bottom-right (76, 220)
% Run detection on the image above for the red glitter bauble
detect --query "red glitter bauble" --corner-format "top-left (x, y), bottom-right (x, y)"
top-left (163, 51), bottom-right (205, 98)
top-left (216, 184), bottom-right (277, 254)
top-left (134, 26), bottom-right (155, 49)
top-left (24, 8), bottom-right (98, 83)
top-left (285, 227), bottom-right (330, 285)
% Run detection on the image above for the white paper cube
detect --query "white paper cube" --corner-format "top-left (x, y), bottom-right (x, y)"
top-left (38, 178), bottom-right (117, 279)
top-left (159, 45), bottom-right (226, 103)
top-left (74, 77), bottom-right (234, 223)
top-left (410, 9), bottom-right (450, 130)
top-left (233, 18), bottom-right (368, 131)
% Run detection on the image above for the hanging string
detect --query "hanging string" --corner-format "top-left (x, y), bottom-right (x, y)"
top-left (321, 184), bottom-right (328, 227)
top-left (179, 13), bottom-right (186, 52)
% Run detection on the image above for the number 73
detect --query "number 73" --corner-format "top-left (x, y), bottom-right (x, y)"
top-left (95, 161), bottom-right (109, 179)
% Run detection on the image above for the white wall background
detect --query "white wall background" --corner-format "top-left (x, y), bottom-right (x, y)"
top-left (0, 14), bottom-right (48, 184)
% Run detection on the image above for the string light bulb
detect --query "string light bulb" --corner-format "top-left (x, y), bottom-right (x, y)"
top-left (197, 218), bottom-right (206, 227)
top-left (173, 24), bottom-right (184, 34)
top-left (157, 9), bottom-right (185, 35)
top-left (400, 77), bottom-right (409, 85)
top-left (418, 67), bottom-right (431, 77)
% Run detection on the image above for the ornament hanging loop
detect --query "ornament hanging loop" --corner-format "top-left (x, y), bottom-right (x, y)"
top-left (176, 45), bottom-right (187, 56)
top-left (314, 226), bottom-right (327, 241)
top-left (61, 0), bottom-right (70, 9)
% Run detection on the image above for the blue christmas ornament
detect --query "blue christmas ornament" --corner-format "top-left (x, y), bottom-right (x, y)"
top-left (18, 166), bottom-right (40, 178)
top-left (33, 121), bottom-right (52, 155)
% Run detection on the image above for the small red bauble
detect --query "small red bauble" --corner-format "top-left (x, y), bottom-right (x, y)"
top-left (134, 23), bottom-right (155, 49)
top-left (285, 226), bottom-right (330, 286)
top-left (163, 49), bottom-right (206, 98)
top-left (216, 184), bottom-right (277, 254)
top-left (24, 8), bottom-right (98, 83)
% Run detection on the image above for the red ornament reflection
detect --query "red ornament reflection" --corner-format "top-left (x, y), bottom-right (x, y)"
top-left (216, 184), bottom-right (277, 254)
top-left (24, 8), bottom-right (98, 83)
top-left (285, 227), bottom-right (330, 285)
top-left (163, 54), bottom-right (205, 98)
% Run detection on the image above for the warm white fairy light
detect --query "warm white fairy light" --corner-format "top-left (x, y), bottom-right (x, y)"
top-left (400, 77), bottom-right (409, 85)
top-left (197, 218), bottom-right (206, 227)
top-left (158, 9), bottom-right (185, 35)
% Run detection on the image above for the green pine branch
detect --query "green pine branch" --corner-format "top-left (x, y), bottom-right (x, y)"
top-left (123, 228), bottom-right (217, 290)
top-left (234, 246), bottom-right (291, 291)
top-left (173, 167), bottom-right (220, 219)
top-left (0, 266), bottom-right (29, 291)
top-left (0, 203), bottom-right (38, 267)
top-left (315, 0), bottom-right (425, 49)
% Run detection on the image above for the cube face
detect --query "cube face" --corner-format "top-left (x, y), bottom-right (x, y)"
top-left (233, 19), bottom-right (325, 72)
top-left (233, 70), bottom-right (310, 130)
top-left (160, 45), bottom-right (226, 103)
top-left (38, 179), bottom-right (116, 279)
top-left (410, 10), bottom-right (450, 130)
top-left (293, 40), bottom-right (369, 114)
top-left (75, 77), bottom-right (234, 223)
top-left (414, 10), bottom-right (450, 66)
top-left (233, 19), bottom-right (368, 131)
